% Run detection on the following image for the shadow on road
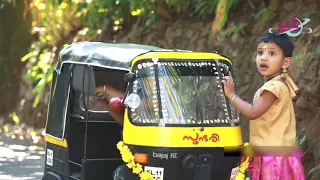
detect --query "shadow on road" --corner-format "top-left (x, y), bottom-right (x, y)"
top-left (0, 133), bottom-right (44, 180)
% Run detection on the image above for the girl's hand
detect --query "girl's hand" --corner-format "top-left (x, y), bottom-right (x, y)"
top-left (221, 76), bottom-right (236, 99)
top-left (220, 76), bottom-right (278, 120)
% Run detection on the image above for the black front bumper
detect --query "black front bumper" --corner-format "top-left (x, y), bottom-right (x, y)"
top-left (119, 145), bottom-right (241, 180)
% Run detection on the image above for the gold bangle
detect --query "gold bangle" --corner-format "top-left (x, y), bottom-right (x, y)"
top-left (231, 95), bottom-right (238, 104)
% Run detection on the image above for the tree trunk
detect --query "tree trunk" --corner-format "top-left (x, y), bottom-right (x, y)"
top-left (0, 1), bottom-right (32, 122)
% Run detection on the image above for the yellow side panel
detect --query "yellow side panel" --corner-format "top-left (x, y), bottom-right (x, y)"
top-left (45, 135), bottom-right (68, 147)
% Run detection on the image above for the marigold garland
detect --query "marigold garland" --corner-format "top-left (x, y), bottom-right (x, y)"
top-left (117, 141), bottom-right (156, 180)
top-left (234, 142), bottom-right (251, 180)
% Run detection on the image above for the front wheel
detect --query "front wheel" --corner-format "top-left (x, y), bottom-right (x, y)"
top-left (113, 164), bottom-right (140, 180)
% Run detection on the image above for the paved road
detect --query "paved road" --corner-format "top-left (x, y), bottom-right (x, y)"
top-left (0, 133), bottom-right (44, 180)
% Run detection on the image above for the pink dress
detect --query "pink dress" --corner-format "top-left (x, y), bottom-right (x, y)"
top-left (248, 75), bottom-right (305, 180)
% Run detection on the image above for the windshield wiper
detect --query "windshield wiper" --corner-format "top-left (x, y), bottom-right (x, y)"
top-left (192, 78), bottom-right (204, 131)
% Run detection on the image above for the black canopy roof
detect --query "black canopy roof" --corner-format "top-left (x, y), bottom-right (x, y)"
top-left (55, 41), bottom-right (167, 74)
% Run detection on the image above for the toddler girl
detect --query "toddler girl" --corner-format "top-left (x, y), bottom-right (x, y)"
top-left (222, 33), bottom-right (305, 180)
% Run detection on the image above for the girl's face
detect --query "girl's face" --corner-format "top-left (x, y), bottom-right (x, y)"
top-left (255, 42), bottom-right (291, 80)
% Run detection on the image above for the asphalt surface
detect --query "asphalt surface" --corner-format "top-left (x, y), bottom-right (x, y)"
top-left (0, 133), bottom-right (44, 180)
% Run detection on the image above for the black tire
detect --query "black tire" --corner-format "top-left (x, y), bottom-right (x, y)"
top-left (113, 164), bottom-right (140, 180)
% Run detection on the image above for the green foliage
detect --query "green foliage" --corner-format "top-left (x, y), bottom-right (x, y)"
top-left (295, 135), bottom-right (307, 146)
top-left (166, 0), bottom-right (190, 12)
top-left (23, 0), bottom-right (240, 107)
top-left (308, 164), bottom-right (320, 176)
top-left (304, 11), bottom-right (312, 18)
top-left (212, 0), bottom-right (238, 33)
top-left (220, 23), bottom-right (246, 36)
top-left (218, 0), bottom-right (236, 30)
top-left (296, 135), bottom-right (320, 177)
top-left (293, 48), bottom-right (320, 62)
top-left (255, 7), bottom-right (276, 22)
top-left (9, 112), bottom-right (20, 125)
top-left (191, 0), bottom-right (219, 20)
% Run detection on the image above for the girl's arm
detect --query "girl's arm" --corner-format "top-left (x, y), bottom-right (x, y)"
top-left (222, 76), bottom-right (277, 120)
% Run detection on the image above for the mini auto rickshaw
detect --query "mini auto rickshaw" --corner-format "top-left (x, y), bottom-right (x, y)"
top-left (42, 41), bottom-right (244, 180)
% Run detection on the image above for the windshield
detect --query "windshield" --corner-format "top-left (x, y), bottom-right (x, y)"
top-left (128, 60), bottom-right (239, 126)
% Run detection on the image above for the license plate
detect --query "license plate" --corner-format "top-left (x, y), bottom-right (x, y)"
top-left (144, 166), bottom-right (164, 180)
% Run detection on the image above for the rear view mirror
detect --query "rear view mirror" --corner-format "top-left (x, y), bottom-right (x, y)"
top-left (122, 72), bottom-right (137, 107)
top-left (124, 72), bottom-right (136, 82)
